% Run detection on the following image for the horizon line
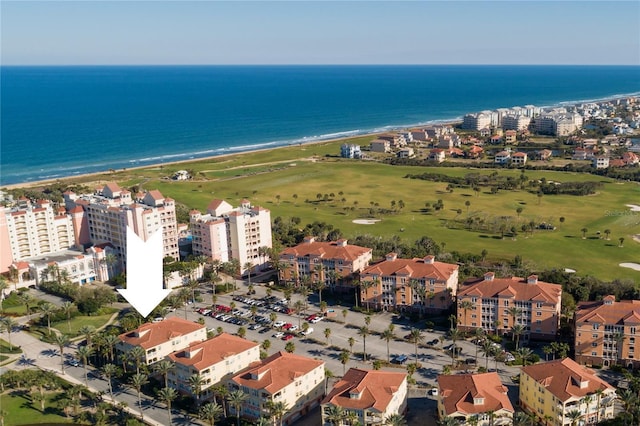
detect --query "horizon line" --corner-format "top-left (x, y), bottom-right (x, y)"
top-left (2, 63), bottom-right (640, 67)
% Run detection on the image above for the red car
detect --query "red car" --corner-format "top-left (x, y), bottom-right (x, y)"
top-left (282, 323), bottom-right (293, 330)
top-left (305, 315), bottom-right (317, 322)
top-left (282, 334), bottom-right (295, 341)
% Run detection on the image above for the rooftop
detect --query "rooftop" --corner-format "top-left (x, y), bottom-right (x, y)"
top-left (322, 368), bottom-right (406, 412)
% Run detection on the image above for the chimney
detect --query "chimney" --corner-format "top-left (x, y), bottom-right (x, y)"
top-left (385, 252), bottom-right (398, 262)
top-left (527, 275), bottom-right (538, 284)
top-left (484, 272), bottom-right (495, 281)
top-left (424, 255), bottom-right (435, 264)
top-left (303, 236), bottom-right (316, 244)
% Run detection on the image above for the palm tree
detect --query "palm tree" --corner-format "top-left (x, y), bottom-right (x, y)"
top-left (339, 350), bottom-right (350, 374)
top-left (266, 400), bottom-right (289, 426)
top-left (60, 301), bottom-right (75, 333)
top-left (515, 347), bottom-right (534, 366)
top-left (53, 334), bottom-right (70, 374)
top-left (348, 337), bottom-right (355, 354)
top-left (458, 300), bottom-right (474, 329)
top-left (130, 373), bottom-right (148, 421)
top-left (612, 331), bottom-right (625, 365)
top-left (285, 341), bottom-right (295, 353)
top-left (511, 324), bottom-right (525, 350)
top-left (566, 409), bottom-right (582, 426)
top-left (227, 389), bottom-right (248, 426)
top-left (595, 388), bottom-right (604, 423)
top-left (380, 328), bottom-right (395, 362)
top-left (154, 359), bottom-right (175, 388)
top-left (473, 327), bottom-right (485, 363)
top-left (481, 340), bottom-right (495, 370)
top-left (408, 328), bottom-right (423, 365)
top-left (157, 387), bottom-right (177, 426)
top-left (189, 373), bottom-right (205, 407)
top-left (358, 325), bottom-right (369, 362)
top-left (360, 280), bottom-right (373, 313)
top-left (79, 325), bottom-right (96, 349)
top-left (76, 345), bottom-right (93, 387)
top-left (211, 383), bottom-right (229, 417)
top-left (385, 413), bottom-right (407, 426)
top-left (39, 302), bottom-right (57, 335)
top-left (102, 363), bottom-right (118, 401)
top-left (101, 334), bottom-right (118, 363)
top-left (128, 346), bottom-right (146, 375)
top-left (324, 327), bottom-right (332, 345)
top-left (324, 405), bottom-right (346, 426)
top-left (582, 394), bottom-right (593, 420)
top-left (506, 306), bottom-right (523, 331)
top-left (199, 402), bottom-right (223, 426)
top-left (0, 317), bottom-right (17, 350)
top-left (448, 327), bottom-right (462, 365)
top-left (18, 292), bottom-right (35, 318)
top-left (438, 416), bottom-right (459, 426)
top-left (178, 287), bottom-right (191, 319)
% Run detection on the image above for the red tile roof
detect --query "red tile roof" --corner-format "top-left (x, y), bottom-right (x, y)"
top-left (322, 368), bottom-right (406, 412)
top-left (146, 190), bottom-right (164, 201)
top-left (438, 372), bottom-right (513, 416)
top-left (281, 239), bottom-right (372, 263)
top-left (118, 317), bottom-right (205, 350)
top-left (169, 333), bottom-right (259, 371)
top-left (521, 358), bottom-right (614, 402)
top-left (231, 351), bottom-right (324, 394)
top-left (458, 275), bottom-right (561, 305)
top-left (575, 298), bottom-right (640, 326)
top-left (362, 257), bottom-right (458, 282)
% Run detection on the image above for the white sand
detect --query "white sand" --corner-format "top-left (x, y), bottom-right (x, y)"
top-left (634, 235), bottom-right (640, 243)
top-left (620, 263), bottom-right (640, 271)
top-left (352, 219), bottom-right (381, 225)
top-left (626, 204), bottom-right (640, 212)
top-left (564, 268), bottom-right (576, 273)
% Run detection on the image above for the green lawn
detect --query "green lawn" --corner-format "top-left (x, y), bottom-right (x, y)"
top-left (0, 391), bottom-right (76, 426)
top-left (30, 308), bottom-right (118, 341)
top-left (32, 139), bottom-right (640, 281)
top-left (0, 338), bottom-right (22, 354)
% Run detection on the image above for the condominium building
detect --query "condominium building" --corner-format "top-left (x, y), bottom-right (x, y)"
top-left (278, 237), bottom-right (373, 291)
top-left (168, 333), bottom-right (260, 401)
top-left (502, 114), bottom-right (531, 131)
top-left (117, 317), bottom-right (207, 366)
top-left (321, 368), bottom-right (408, 426)
top-left (456, 273), bottom-right (562, 341)
top-left (64, 182), bottom-right (180, 265)
top-left (437, 372), bottom-right (514, 425)
top-left (574, 295), bottom-right (640, 369)
top-left (359, 254), bottom-right (459, 313)
top-left (0, 198), bottom-right (76, 273)
top-left (229, 351), bottom-right (325, 424)
top-left (462, 113), bottom-right (492, 131)
top-left (341, 144), bottom-right (362, 159)
top-left (520, 358), bottom-right (616, 425)
top-left (190, 198), bottom-right (272, 273)
top-left (535, 112), bottom-right (583, 136)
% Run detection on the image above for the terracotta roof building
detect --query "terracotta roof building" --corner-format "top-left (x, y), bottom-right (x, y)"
top-left (230, 351), bottom-right (325, 424)
top-left (437, 372), bottom-right (513, 425)
top-left (168, 333), bottom-right (260, 401)
top-left (574, 295), bottom-right (640, 369)
top-left (456, 273), bottom-right (562, 341)
top-left (279, 237), bottom-right (372, 292)
top-left (117, 317), bottom-right (207, 366)
top-left (520, 358), bottom-right (616, 425)
top-left (321, 368), bottom-right (407, 426)
top-left (360, 253), bottom-right (459, 313)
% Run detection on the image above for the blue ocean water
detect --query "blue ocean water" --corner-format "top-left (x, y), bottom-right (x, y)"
top-left (1, 65), bottom-right (639, 186)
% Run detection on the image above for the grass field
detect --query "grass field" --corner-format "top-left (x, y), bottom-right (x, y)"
top-left (30, 308), bottom-right (118, 342)
top-left (27, 138), bottom-right (640, 281)
top-left (0, 391), bottom-right (75, 426)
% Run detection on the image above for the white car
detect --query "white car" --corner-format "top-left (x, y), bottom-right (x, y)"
top-left (428, 388), bottom-right (439, 396)
top-left (289, 325), bottom-right (298, 332)
top-left (274, 321), bottom-right (286, 328)
top-left (504, 352), bottom-right (516, 362)
top-left (310, 317), bottom-right (323, 324)
top-left (301, 327), bottom-right (314, 335)
top-left (273, 332), bottom-right (285, 338)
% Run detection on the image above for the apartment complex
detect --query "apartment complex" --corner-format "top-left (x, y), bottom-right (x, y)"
top-left (64, 182), bottom-right (180, 265)
top-left (502, 114), bottom-right (531, 131)
top-left (321, 368), bottom-right (407, 426)
top-left (190, 199), bottom-right (272, 273)
top-left (520, 358), bottom-right (616, 425)
top-left (462, 113), bottom-right (492, 131)
top-left (437, 372), bottom-right (514, 425)
top-left (168, 333), bottom-right (260, 401)
top-left (229, 351), bottom-right (325, 424)
top-left (117, 317), bottom-right (207, 366)
top-left (0, 198), bottom-right (76, 273)
top-left (456, 273), bottom-right (562, 341)
top-left (574, 296), bottom-right (640, 369)
top-left (279, 237), bottom-right (373, 291)
top-left (359, 254), bottom-right (459, 313)
top-left (534, 112), bottom-right (583, 136)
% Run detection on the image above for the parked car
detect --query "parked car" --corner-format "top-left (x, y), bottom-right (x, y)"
top-left (274, 321), bottom-right (286, 328)
top-left (259, 327), bottom-right (271, 334)
top-left (273, 332), bottom-right (285, 338)
top-left (301, 327), bottom-right (314, 336)
top-left (310, 317), bottom-right (323, 324)
top-left (427, 339), bottom-right (440, 346)
top-left (289, 325), bottom-right (298, 332)
top-left (282, 323), bottom-right (293, 330)
top-left (391, 354), bottom-right (408, 364)
top-left (428, 388), bottom-right (439, 396)
top-left (248, 323), bottom-right (261, 330)
top-left (504, 352), bottom-right (516, 362)
top-left (282, 334), bottom-right (295, 341)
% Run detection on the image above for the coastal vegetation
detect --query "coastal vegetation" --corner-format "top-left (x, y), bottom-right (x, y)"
top-left (4, 137), bottom-right (639, 281)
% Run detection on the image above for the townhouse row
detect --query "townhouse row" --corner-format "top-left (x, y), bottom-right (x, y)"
top-left (116, 317), bottom-right (408, 426)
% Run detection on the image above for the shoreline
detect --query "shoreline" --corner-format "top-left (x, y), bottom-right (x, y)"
top-left (2, 90), bottom-right (638, 190)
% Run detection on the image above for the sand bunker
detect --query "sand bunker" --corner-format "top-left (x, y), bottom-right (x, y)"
top-left (353, 219), bottom-right (381, 225)
top-left (620, 263), bottom-right (640, 271)
top-left (564, 268), bottom-right (576, 273)
top-left (634, 235), bottom-right (640, 243)
top-left (626, 204), bottom-right (640, 212)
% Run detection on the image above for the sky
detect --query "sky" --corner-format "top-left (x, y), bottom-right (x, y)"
top-left (2, 1), bottom-right (639, 65)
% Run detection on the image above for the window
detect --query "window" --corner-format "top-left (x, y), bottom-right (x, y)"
top-left (592, 334), bottom-right (598, 339)
top-left (593, 324), bottom-right (600, 330)
top-left (592, 342), bottom-right (598, 347)
top-left (536, 312), bottom-right (542, 317)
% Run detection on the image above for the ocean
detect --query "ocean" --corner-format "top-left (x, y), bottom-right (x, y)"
top-left (1, 65), bottom-right (639, 186)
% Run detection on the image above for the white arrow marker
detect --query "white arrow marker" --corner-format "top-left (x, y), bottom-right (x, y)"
top-left (118, 226), bottom-right (171, 318)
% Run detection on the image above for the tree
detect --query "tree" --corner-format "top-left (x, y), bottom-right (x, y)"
top-left (512, 324), bottom-right (525, 350)
top-left (458, 300), bottom-right (474, 328)
top-left (18, 292), bottom-right (35, 318)
top-left (348, 337), bottom-right (355, 354)
top-left (285, 341), bottom-right (295, 353)
top-left (324, 328), bottom-right (332, 345)
top-left (581, 227), bottom-right (588, 239)
top-left (516, 206), bottom-right (523, 217)
top-left (38, 302), bottom-right (57, 335)
top-left (189, 373), bottom-right (205, 407)
top-left (128, 346), bottom-right (146, 375)
top-left (342, 309), bottom-right (348, 323)
top-left (266, 400), bottom-right (289, 426)
top-left (227, 389), bottom-right (248, 426)
top-left (385, 413), bottom-right (407, 426)
top-left (60, 301), bottom-right (75, 334)
top-left (102, 363), bottom-right (118, 401)
top-left (130, 373), bottom-right (148, 421)
top-left (438, 416), bottom-right (459, 426)
top-left (325, 405), bottom-right (346, 426)
top-left (154, 359), bottom-right (175, 388)
top-left (294, 300), bottom-right (305, 329)
top-left (76, 345), bottom-right (93, 387)
top-left (54, 334), bottom-right (70, 374)
top-left (566, 409), bottom-right (582, 426)
top-left (380, 328), bottom-right (395, 362)
top-left (157, 387), bottom-right (177, 426)
top-left (604, 229), bottom-right (611, 240)
top-left (358, 326), bottom-right (369, 362)
top-left (338, 350), bottom-right (351, 375)
top-left (481, 340), bottom-right (495, 370)
top-left (79, 325), bottom-right (96, 349)
top-left (408, 328), bottom-right (423, 365)
top-left (0, 317), bottom-right (17, 350)
top-left (448, 328), bottom-right (461, 365)
top-left (515, 347), bottom-right (534, 366)
top-left (199, 402), bottom-right (223, 426)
